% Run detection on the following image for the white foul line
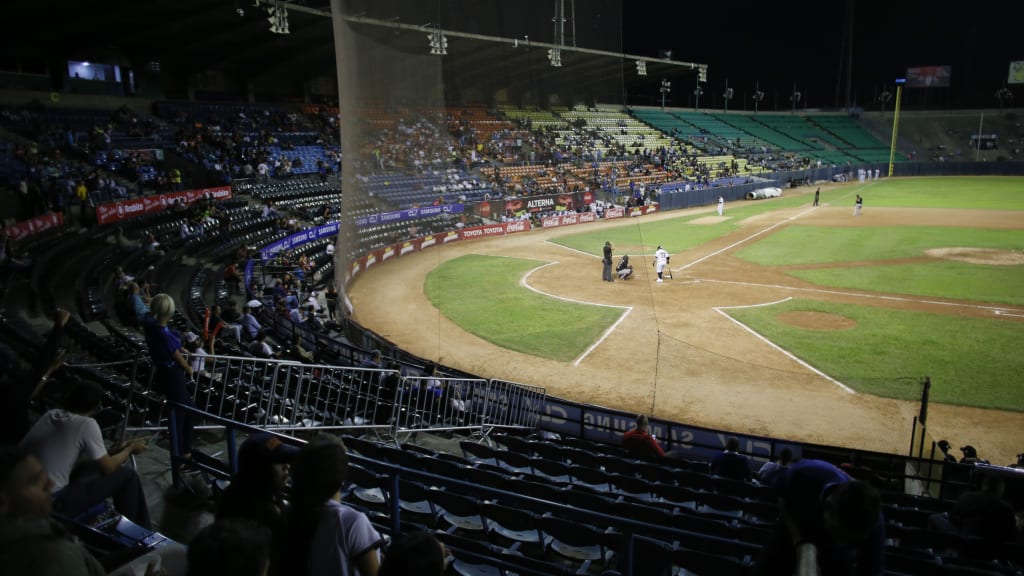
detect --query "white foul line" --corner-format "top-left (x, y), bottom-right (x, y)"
top-left (674, 204), bottom-right (820, 271)
top-left (714, 298), bottom-right (857, 395)
top-left (519, 262), bottom-right (633, 366)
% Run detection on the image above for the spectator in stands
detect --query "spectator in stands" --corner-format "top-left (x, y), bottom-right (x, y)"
top-left (287, 334), bottom-right (314, 364)
top-left (248, 331), bottom-right (277, 359)
top-left (188, 520), bottom-right (271, 576)
top-left (129, 282), bottom-right (151, 324)
top-left (287, 436), bottom-right (383, 576)
top-left (302, 306), bottom-right (324, 333)
top-left (324, 284), bottom-right (340, 324)
top-left (0, 446), bottom-right (107, 575)
top-left (19, 380), bottom-right (151, 527)
top-left (622, 414), bottom-right (665, 459)
top-left (360, 349), bottom-right (383, 369)
top-left (217, 433), bottom-right (297, 575)
top-left (207, 304), bottom-right (242, 343)
top-left (839, 453), bottom-right (888, 490)
top-left (143, 293), bottom-right (197, 466)
top-left (184, 332), bottom-right (210, 377)
top-left (959, 445), bottom-right (989, 464)
top-left (224, 262), bottom-right (243, 293)
top-left (756, 459), bottom-right (884, 576)
top-left (757, 448), bottom-right (793, 486)
top-left (928, 474), bottom-right (1017, 546)
top-left (710, 436), bottom-right (751, 481)
top-left (379, 531), bottom-right (448, 576)
top-left (1011, 453), bottom-right (1024, 470)
top-left (239, 305), bottom-right (262, 341)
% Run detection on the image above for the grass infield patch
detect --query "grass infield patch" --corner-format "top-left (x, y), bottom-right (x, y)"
top-left (424, 254), bottom-right (624, 362)
top-left (725, 299), bottom-right (1024, 411)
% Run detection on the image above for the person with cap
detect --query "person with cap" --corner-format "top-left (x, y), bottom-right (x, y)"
top-left (654, 245), bottom-right (669, 283)
top-left (928, 474), bottom-right (1017, 554)
top-left (616, 254), bottom-right (634, 280)
top-left (960, 445), bottom-right (989, 464)
top-left (1010, 453), bottom-right (1024, 470)
top-left (217, 433), bottom-right (298, 576)
top-left (936, 440), bottom-right (958, 463)
top-left (601, 241), bottom-right (614, 282)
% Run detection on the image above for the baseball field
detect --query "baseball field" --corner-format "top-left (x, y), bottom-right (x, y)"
top-left (351, 176), bottom-right (1024, 464)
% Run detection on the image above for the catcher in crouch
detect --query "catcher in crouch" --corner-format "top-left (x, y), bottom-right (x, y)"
top-left (654, 245), bottom-right (670, 282)
top-left (616, 254), bottom-right (634, 280)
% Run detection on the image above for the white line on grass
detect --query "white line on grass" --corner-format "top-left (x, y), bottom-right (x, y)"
top-left (994, 310), bottom-right (1024, 318)
top-left (520, 261), bottom-right (632, 366)
top-left (697, 277), bottom-right (1020, 314)
top-left (714, 298), bottom-right (857, 395)
top-left (673, 205), bottom-right (820, 271)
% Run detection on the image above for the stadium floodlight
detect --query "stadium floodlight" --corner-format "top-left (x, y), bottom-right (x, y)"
top-left (660, 79), bottom-right (671, 109)
top-left (636, 60), bottom-right (647, 76)
top-left (693, 83), bottom-right (704, 110)
top-left (723, 81), bottom-right (733, 113)
top-left (752, 80), bottom-right (765, 114)
top-left (789, 83), bottom-right (802, 113)
top-left (427, 29), bottom-right (448, 55)
top-left (267, 4), bottom-right (289, 34)
top-left (995, 86), bottom-right (1014, 114)
top-left (698, 66), bottom-right (707, 83)
top-left (547, 48), bottom-right (562, 68)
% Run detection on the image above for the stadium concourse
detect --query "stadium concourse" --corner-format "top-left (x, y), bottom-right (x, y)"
top-left (2, 95), bottom-right (1024, 575)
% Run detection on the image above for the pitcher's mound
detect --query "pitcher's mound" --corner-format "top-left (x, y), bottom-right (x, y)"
top-left (925, 247), bottom-right (1024, 266)
top-left (778, 311), bottom-right (857, 331)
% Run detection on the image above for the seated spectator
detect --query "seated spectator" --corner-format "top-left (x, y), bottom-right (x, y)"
top-left (622, 414), bottom-right (665, 459)
top-left (710, 436), bottom-right (751, 481)
top-left (936, 439), bottom-right (958, 463)
top-left (757, 448), bottom-right (793, 487)
top-left (379, 531), bottom-right (448, 576)
top-left (287, 436), bottom-right (383, 576)
top-left (188, 520), bottom-right (271, 576)
top-left (129, 282), bottom-right (151, 324)
top-left (19, 380), bottom-right (151, 527)
top-left (287, 334), bottom-right (314, 364)
top-left (1011, 453), bottom-right (1024, 470)
top-left (248, 332), bottom-right (276, 359)
top-left (217, 433), bottom-right (297, 575)
top-left (839, 453), bottom-right (888, 490)
top-left (206, 304), bottom-right (242, 343)
top-left (184, 332), bottom-right (210, 377)
top-left (928, 474), bottom-right (1017, 546)
top-left (224, 262), bottom-right (242, 293)
top-left (756, 459), bottom-right (884, 576)
top-left (239, 305), bottom-right (262, 341)
top-left (0, 446), bottom-right (106, 575)
top-left (302, 306), bottom-right (324, 332)
top-left (359, 349), bottom-right (383, 369)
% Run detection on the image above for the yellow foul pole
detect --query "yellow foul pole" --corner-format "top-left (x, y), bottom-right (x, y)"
top-left (887, 80), bottom-right (906, 177)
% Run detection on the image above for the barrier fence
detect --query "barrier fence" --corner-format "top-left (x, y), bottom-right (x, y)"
top-left (123, 354), bottom-right (545, 443)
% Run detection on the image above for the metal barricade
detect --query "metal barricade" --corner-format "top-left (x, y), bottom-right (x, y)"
top-left (124, 354), bottom-right (400, 436)
top-left (394, 376), bottom-right (546, 439)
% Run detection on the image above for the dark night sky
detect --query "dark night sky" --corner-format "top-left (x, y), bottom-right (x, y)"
top-left (622, 0), bottom-right (1021, 110)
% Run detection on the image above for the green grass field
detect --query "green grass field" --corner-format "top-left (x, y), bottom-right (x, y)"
top-left (725, 299), bottom-right (1024, 411)
top-left (423, 255), bottom-right (624, 362)
top-left (427, 177), bottom-right (1024, 409)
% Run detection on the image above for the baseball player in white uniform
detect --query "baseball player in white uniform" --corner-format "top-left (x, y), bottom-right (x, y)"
top-left (654, 245), bottom-right (669, 282)
top-left (717, 196), bottom-right (724, 217)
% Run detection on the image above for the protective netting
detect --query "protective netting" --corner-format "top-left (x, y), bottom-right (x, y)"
top-left (328, 0), bottom-right (625, 305)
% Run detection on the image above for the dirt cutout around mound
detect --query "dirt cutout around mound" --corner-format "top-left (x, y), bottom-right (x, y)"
top-left (777, 311), bottom-right (858, 331)
top-left (925, 247), bottom-right (1024, 266)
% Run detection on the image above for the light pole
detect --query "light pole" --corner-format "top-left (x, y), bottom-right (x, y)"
top-left (660, 79), bottom-right (671, 110)
top-left (789, 83), bottom-right (802, 114)
top-left (723, 78), bottom-right (733, 113)
top-left (878, 88), bottom-right (892, 114)
top-left (694, 78), bottom-right (704, 110)
top-left (752, 81), bottom-right (765, 114)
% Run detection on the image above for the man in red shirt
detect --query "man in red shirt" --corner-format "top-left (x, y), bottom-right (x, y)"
top-left (622, 414), bottom-right (665, 459)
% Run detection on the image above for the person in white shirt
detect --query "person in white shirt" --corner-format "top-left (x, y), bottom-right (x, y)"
top-left (717, 195), bottom-right (724, 217)
top-left (654, 245), bottom-right (669, 283)
top-left (19, 380), bottom-right (151, 527)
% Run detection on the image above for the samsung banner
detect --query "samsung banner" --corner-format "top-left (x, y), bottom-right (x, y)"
top-left (261, 220), bottom-right (340, 260)
top-left (354, 204), bottom-right (464, 228)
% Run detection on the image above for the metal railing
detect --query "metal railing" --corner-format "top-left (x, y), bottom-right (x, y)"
top-left (123, 353), bottom-right (545, 442)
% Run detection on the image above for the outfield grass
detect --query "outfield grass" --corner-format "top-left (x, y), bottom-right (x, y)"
top-left (551, 192), bottom-right (820, 257)
top-left (790, 262), bottom-right (1024, 306)
top-left (857, 176), bottom-right (1024, 210)
top-left (735, 226), bottom-right (1024, 265)
top-left (424, 255), bottom-right (624, 362)
top-left (725, 299), bottom-right (1024, 411)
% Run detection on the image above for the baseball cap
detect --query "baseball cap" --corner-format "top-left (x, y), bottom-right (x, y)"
top-left (959, 445), bottom-right (977, 456)
top-left (237, 433), bottom-right (300, 478)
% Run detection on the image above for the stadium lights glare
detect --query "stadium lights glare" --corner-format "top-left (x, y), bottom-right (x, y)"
top-left (427, 29), bottom-right (448, 55)
top-left (547, 48), bottom-right (562, 68)
top-left (636, 60), bottom-right (647, 76)
top-left (267, 4), bottom-right (290, 34)
top-left (660, 79), bottom-right (671, 109)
